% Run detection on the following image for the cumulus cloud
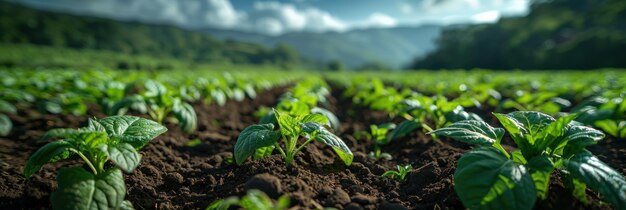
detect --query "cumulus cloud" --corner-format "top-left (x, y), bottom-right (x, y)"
top-left (16, 0), bottom-right (346, 35)
top-left (399, 0), bottom-right (529, 24)
top-left (361, 13), bottom-right (397, 28)
top-left (244, 1), bottom-right (346, 34)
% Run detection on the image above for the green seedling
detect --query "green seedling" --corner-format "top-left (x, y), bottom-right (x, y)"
top-left (0, 99), bottom-right (16, 136)
top-left (235, 109), bottom-right (353, 167)
top-left (206, 189), bottom-right (290, 210)
top-left (382, 164), bottom-right (413, 182)
top-left (431, 111), bottom-right (626, 210)
top-left (24, 116), bottom-right (167, 210)
top-left (112, 80), bottom-right (197, 133)
top-left (355, 123), bottom-right (395, 160)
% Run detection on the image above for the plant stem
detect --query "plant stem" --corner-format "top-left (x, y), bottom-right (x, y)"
top-left (69, 148), bottom-right (98, 175)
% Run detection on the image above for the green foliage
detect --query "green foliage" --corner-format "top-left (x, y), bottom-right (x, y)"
top-left (0, 2), bottom-right (302, 68)
top-left (24, 116), bottom-right (166, 210)
top-left (235, 109), bottom-right (352, 166)
top-left (206, 189), bottom-right (290, 210)
top-left (411, 0), bottom-right (626, 69)
top-left (112, 80), bottom-right (197, 133)
top-left (381, 164), bottom-right (413, 182)
top-left (432, 111), bottom-right (626, 210)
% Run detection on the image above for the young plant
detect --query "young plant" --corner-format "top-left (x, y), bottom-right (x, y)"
top-left (235, 109), bottom-right (353, 167)
top-left (24, 116), bottom-right (167, 210)
top-left (112, 80), bottom-right (197, 133)
top-left (431, 111), bottom-right (626, 210)
top-left (354, 123), bottom-right (395, 160)
top-left (206, 189), bottom-right (290, 210)
top-left (0, 99), bottom-right (16, 136)
top-left (381, 164), bottom-right (412, 182)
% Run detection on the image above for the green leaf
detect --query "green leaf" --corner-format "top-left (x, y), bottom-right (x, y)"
top-left (234, 124), bottom-right (279, 165)
top-left (314, 128), bottom-right (353, 166)
top-left (311, 107), bottom-right (341, 131)
top-left (0, 114), bottom-right (11, 136)
top-left (119, 200), bottom-right (135, 210)
top-left (562, 150), bottom-right (626, 209)
top-left (526, 155), bottom-right (554, 200)
top-left (300, 113), bottom-right (328, 125)
top-left (0, 99), bottom-right (16, 114)
top-left (253, 146), bottom-right (275, 161)
top-left (51, 167), bottom-right (126, 210)
top-left (387, 120), bottom-right (421, 143)
top-left (430, 120), bottom-right (504, 146)
top-left (274, 110), bottom-right (299, 137)
top-left (100, 143), bottom-right (141, 173)
top-left (23, 140), bottom-right (73, 177)
top-left (454, 147), bottom-right (536, 210)
top-left (70, 131), bottom-right (108, 151)
top-left (563, 125), bottom-right (605, 157)
top-left (97, 116), bottom-right (167, 149)
top-left (311, 107), bottom-right (340, 131)
top-left (173, 101), bottom-right (197, 133)
top-left (594, 120), bottom-right (619, 137)
top-left (87, 118), bottom-right (106, 132)
top-left (239, 189), bottom-right (275, 210)
top-left (42, 128), bottom-right (82, 140)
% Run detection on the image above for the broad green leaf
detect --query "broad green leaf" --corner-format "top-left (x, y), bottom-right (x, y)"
top-left (274, 110), bottom-right (299, 137)
top-left (100, 143), bottom-right (141, 173)
top-left (536, 114), bottom-right (578, 152)
top-left (454, 147), bottom-right (536, 210)
top-left (430, 120), bottom-right (504, 146)
top-left (42, 128), bottom-right (82, 140)
top-left (387, 120), bottom-right (421, 143)
top-left (300, 113), bottom-right (328, 125)
top-left (51, 167), bottom-right (126, 210)
top-left (314, 128), bottom-right (353, 166)
top-left (510, 150), bottom-right (527, 164)
top-left (563, 125), bottom-right (605, 157)
top-left (173, 102), bottom-right (197, 133)
top-left (0, 99), bottom-right (16, 114)
top-left (239, 189), bottom-right (275, 210)
top-left (526, 155), bottom-right (554, 200)
top-left (0, 114), bottom-right (11, 136)
top-left (506, 111), bottom-right (555, 130)
top-left (594, 120), bottom-right (619, 137)
top-left (300, 122), bottom-right (322, 134)
top-left (120, 200), bottom-right (135, 210)
top-left (234, 124), bottom-right (279, 165)
top-left (253, 146), bottom-right (275, 160)
top-left (69, 131), bottom-right (108, 151)
top-left (23, 140), bottom-right (73, 177)
top-left (311, 107), bottom-right (340, 131)
top-left (562, 150), bottom-right (626, 209)
top-left (97, 116), bottom-right (167, 149)
top-left (87, 118), bottom-right (106, 132)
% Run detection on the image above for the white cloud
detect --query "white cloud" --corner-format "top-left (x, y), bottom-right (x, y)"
top-left (244, 1), bottom-right (346, 34)
top-left (361, 13), bottom-right (397, 28)
top-left (16, 0), bottom-right (346, 35)
top-left (472, 10), bottom-right (500, 23)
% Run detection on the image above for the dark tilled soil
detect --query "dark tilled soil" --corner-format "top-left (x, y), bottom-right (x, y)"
top-left (0, 85), bottom-right (624, 210)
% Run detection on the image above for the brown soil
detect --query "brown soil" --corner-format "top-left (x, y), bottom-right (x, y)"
top-left (0, 85), bottom-right (624, 210)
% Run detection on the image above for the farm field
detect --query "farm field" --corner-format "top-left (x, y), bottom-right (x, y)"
top-left (0, 69), bottom-right (625, 210)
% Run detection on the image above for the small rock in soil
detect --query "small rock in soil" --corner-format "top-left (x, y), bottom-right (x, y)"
top-left (351, 194), bottom-right (376, 205)
top-left (345, 203), bottom-right (364, 210)
top-left (319, 186), bottom-right (351, 207)
top-left (244, 173), bottom-right (282, 198)
top-left (164, 172), bottom-right (184, 187)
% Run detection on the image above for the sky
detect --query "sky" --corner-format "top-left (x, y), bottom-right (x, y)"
top-left (15, 0), bottom-right (530, 35)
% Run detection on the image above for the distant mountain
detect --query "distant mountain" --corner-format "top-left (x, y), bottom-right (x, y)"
top-left (205, 26), bottom-right (442, 69)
